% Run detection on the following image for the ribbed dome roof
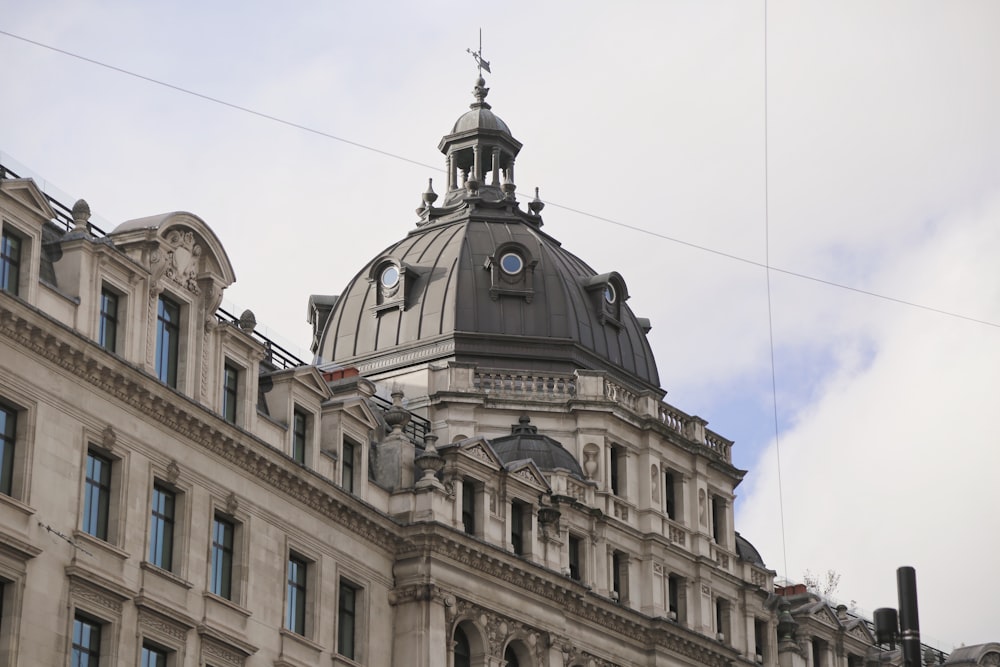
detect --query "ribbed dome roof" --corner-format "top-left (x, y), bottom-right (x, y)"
top-left (490, 416), bottom-right (584, 479)
top-left (313, 75), bottom-right (660, 391)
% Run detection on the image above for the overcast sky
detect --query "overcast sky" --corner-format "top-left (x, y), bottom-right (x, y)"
top-left (4, 1), bottom-right (1000, 648)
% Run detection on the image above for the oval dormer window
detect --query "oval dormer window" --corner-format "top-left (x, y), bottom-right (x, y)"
top-left (500, 252), bottom-right (524, 275)
top-left (380, 265), bottom-right (400, 289)
top-left (604, 283), bottom-right (616, 304)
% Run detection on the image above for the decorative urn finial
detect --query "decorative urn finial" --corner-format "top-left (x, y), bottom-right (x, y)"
top-left (529, 187), bottom-right (545, 215)
top-left (71, 198), bottom-right (91, 233)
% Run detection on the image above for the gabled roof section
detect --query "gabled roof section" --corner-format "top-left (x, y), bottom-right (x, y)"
top-left (443, 436), bottom-right (505, 472)
top-left (0, 178), bottom-right (56, 221)
top-left (504, 459), bottom-right (550, 492)
top-left (269, 365), bottom-right (333, 402)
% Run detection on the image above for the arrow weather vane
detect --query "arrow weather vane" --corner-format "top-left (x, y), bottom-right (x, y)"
top-left (467, 29), bottom-right (491, 75)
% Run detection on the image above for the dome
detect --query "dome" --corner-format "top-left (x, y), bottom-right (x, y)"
top-left (451, 107), bottom-right (512, 136)
top-left (735, 532), bottom-right (767, 568)
top-left (312, 75), bottom-right (660, 391)
top-left (490, 416), bottom-right (585, 479)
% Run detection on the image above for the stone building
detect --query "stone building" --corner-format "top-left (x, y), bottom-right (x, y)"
top-left (0, 75), bottom-right (988, 667)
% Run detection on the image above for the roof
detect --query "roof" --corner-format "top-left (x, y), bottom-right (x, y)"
top-left (489, 416), bottom-right (585, 479)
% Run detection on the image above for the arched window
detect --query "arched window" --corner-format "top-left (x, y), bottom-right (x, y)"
top-left (454, 626), bottom-right (471, 667)
top-left (504, 645), bottom-right (520, 667)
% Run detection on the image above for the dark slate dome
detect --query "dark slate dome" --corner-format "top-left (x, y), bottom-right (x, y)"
top-left (313, 76), bottom-right (660, 391)
top-left (490, 416), bottom-right (585, 479)
top-left (735, 532), bottom-right (767, 568)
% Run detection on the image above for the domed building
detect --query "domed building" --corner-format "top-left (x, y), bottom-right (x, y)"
top-left (0, 72), bottom-right (964, 667)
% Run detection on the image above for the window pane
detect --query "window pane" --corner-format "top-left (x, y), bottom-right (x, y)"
top-left (341, 439), bottom-right (354, 492)
top-left (155, 297), bottom-right (180, 387)
top-left (72, 615), bottom-right (102, 667)
top-left (99, 289), bottom-right (119, 352)
top-left (0, 404), bottom-right (16, 495)
top-left (149, 485), bottom-right (175, 570)
top-left (223, 363), bottom-right (238, 423)
top-left (338, 580), bottom-right (357, 659)
top-left (141, 644), bottom-right (168, 667)
top-left (83, 452), bottom-right (111, 539)
top-left (292, 410), bottom-right (306, 464)
top-left (210, 516), bottom-right (234, 599)
top-left (286, 556), bottom-right (307, 634)
top-left (0, 231), bottom-right (21, 295)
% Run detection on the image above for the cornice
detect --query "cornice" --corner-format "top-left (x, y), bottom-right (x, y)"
top-left (0, 296), bottom-right (403, 556)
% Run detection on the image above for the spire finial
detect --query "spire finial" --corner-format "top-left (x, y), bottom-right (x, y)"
top-left (466, 29), bottom-right (491, 77)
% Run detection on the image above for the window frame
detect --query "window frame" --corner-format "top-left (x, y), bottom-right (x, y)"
top-left (72, 612), bottom-right (103, 666)
top-left (82, 449), bottom-right (113, 541)
top-left (155, 294), bottom-right (181, 388)
top-left (341, 436), bottom-right (357, 492)
top-left (567, 533), bottom-right (583, 582)
top-left (222, 360), bottom-right (240, 424)
top-left (98, 286), bottom-right (121, 353)
top-left (0, 391), bottom-right (35, 505)
top-left (140, 641), bottom-right (169, 667)
top-left (148, 483), bottom-right (177, 572)
top-left (285, 552), bottom-right (309, 637)
top-left (337, 577), bottom-right (361, 660)
top-left (461, 478), bottom-right (478, 536)
top-left (209, 514), bottom-right (235, 601)
top-left (0, 402), bottom-right (15, 496)
top-left (291, 408), bottom-right (308, 465)
top-left (0, 227), bottom-right (22, 296)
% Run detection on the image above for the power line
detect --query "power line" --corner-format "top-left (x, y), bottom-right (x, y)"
top-left (2, 27), bottom-right (999, 331)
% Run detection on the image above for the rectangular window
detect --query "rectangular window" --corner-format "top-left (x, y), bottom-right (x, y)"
top-left (286, 554), bottom-right (307, 635)
top-left (82, 451), bottom-right (112, 540)
top-left (812, 637), bottom-right (826, 667)
top-left (149, 484), bottom-right (176, 571)
top-left (754, 619), bottom-right (767, 662)
top-left (568, 534), bottom-right (581, 581)
top-left (222, 362), bottom-right (239, 424)
top-left (141, 643), bottom-right (168, 667)
top-left (664, 470), bottom-right (677, 520)
top-left (210, 515), bottom-right (234, 600)
top-left (72, 614), bottom-right (102, 667)
top-left (292, 409), bottom-right (307, 464)
top-left (668, 573), bottom-right (680, 617)
top-left (461, 480), bottom-right (476, 535)
top-left (716, 598), bottom-right (730, 643)
top-left (0, 230), bottom-right (21, 296)
top-left (612, 550), bottom-right (628, 603)
top-left (155, 296), bottom-right (180, 388)
top-left (510, 500), bottom-right (526, 555)
top-left (0, 403), bottom-right (16, 496)
top-left (712, 494), bottom-right (725, 545)
top-left (337, 579), bottom-right (359, 660)
top-left (341, 437), bottom-right (355, 493)
top-left (98, 288), bottom-right (119, 353)
top-left (610, 446), bottom-right (620, 495)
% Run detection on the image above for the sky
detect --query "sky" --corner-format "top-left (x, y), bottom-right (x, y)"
top-left (3, 0), bottom-right (1000, 649)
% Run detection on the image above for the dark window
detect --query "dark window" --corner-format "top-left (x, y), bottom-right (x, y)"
top-left (610, 445), bottom-right (624, 496)
top-left (454, 626), bottom-right (471, 667)
top-left (461, 480), bottom-right (476, 535)
top-left (712, 494), bottom-right (725, 544)
top-left (337, 579), bottom-right (359, 659)
top-left (0, 230), bottom-right (21, 296)
top-left (210, 515), bottom-right (234, 599)
top-left (755, 618), bottom-right (767, 661)
top-left (812, 637), bottom-right (826, 667)
top-left (98, 288), bottom-right (119, 352)
top-left (72, 614), bottom-right (102, 667)
top-left (141, 643), bottom-right (168, 667)
top-left (149, 484), bottom-right (175, 570)
top-left (155, 296), bottom-right (180, 387)
top-left (286, 554), bottom-right (307, 635)
top-left (668, 574), bottom-right (680, 617)
top-left (292, 409), bottom-right (307, 464)
top-left (504, 645), bottom-right (520, 667)
top-left (510, 501), bottom-right (526, 555)
top-left (664, 470), bottom-right (677, 520)
top-left (342, 438), bottom-right (355, 493)
top-left (83, 451), bottom-right (112, 540)
top-left (222, 362), bottom-right (239, 424)
top-left (568, 534), bottom-right (581, 581)
top-left (612, 551), bottom-right (628, 602)
top-left (716, 598), bottom-right (730, 642)
top-left (0, 403), bottom-right (16, 496)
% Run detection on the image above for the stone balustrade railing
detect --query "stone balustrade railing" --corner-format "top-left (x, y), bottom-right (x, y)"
top-left (473, 370), bottom-right (577, 397)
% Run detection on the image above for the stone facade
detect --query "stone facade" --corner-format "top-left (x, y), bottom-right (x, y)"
top-left (0, 80), bottom-right (990, 667)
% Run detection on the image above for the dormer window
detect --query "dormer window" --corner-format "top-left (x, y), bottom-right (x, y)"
top-left (369, 258), bottom-right (412, 315)
top-left (486, 243), bottom-right (535, 301)
top-left (583, 272), bottom-right (628, 329)
top-left (0, 228), bottom-right (22, 295)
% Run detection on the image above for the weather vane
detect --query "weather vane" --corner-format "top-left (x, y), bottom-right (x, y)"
top-left (467, 29), bottom-right (491, 75)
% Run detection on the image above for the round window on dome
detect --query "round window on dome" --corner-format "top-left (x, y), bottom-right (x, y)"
top-left (604, 283), bottom-right (616, 304)
top-left (500, 252), bottom-right (524, 275)
top-left (380, 265), bottom-right (400, 289)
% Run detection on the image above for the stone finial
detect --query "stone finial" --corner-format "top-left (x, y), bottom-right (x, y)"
top-left (384, 388), bottom-right (410, 435)
top-left (529, 187), bottom-right (545, 215)
top-left (472, 76), bottom-right (490, 105)
top-left (415, 433), bottom-right (445, 489)
top-left (422, 178), bottom-right (438, 207)
top-left (237, 309), bottom-right (256, 332)
top-left (72, 199), bottom-right (92, 233)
